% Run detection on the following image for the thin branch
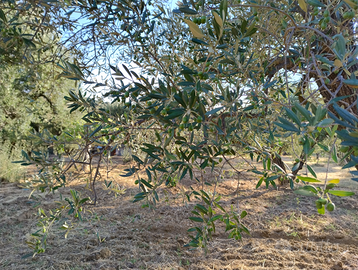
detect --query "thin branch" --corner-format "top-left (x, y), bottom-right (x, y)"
top-left (229, 4), bottom-right (298, 27)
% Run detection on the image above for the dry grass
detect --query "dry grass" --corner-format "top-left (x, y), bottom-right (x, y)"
top-left (0, 156), bottom-right (358, 270)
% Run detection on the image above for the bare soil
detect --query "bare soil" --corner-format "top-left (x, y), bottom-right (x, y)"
top-left (1, 156), bottom-right (358, 270)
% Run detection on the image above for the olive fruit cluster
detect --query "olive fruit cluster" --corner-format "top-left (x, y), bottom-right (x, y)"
top-left (313, 7), bottom-right (319, 16)
top-left (146, 101), bottom-right (158, 114)
top-left (320, 9), bottom-right (330, 29)
top-left (315, 198), bottom-right (335, 212)
top-left (313, 6), bottom-right (356, 21)
top-left (340, 146), bottom-right (349, 154)
top-left (340, 145), bottom-right (358, 156)
top-left (197, 71), bottom-right (209, 80)
top-left (343, 10), bottom-right (355, 19)
top-left (193, 16), bottom-right (206, 24)
top-left (178, 115), bottom-right (203, 131)
top-left (160, 105), bottom-right (171, 116)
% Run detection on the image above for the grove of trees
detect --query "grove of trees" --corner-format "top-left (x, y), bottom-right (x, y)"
top-left (1, 0), bottom-right (357, 256)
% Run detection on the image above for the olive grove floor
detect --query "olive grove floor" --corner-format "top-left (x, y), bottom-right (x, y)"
top-left (0, 156), bottom-right (358, 270)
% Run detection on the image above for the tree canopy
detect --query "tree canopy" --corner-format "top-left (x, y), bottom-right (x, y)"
top-left (1, 0), bottom-right (358, 255)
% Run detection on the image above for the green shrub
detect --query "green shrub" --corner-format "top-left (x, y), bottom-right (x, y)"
top-left (0, 144), bottom-right (25, 183)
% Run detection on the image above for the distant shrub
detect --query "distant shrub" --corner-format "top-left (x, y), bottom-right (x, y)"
top-left (122, 146), bottom-right (133, 164)
top-left (0, 143), bottom-right (25, 183)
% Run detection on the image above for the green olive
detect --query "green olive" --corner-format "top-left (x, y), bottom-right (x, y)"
top-left (343, 11), bottom-right (355, 19)
top-left (326, 203), bottom-right (335, 212)
top-left (317, 198), bottom-right (327, 205)
top-left (182, 115), bottom-right (189, 124)
top-left (321, 21), bottom-right (327, 30)
top-left (315, 200), bottom-right (323, 209)
top-left (343, 11), bottom-right (351, 19)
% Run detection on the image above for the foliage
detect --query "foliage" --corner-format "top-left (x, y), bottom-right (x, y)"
top-left (0, 1), bottom-right (84, 174)
top-left (0, 62), bottom-right (83, 151)
top-left (0, 142), bottom-right (25, 183)
top-left (24, 189), bottom-right (90, 257)
top-left (3, 0), bottom-right (358, 256)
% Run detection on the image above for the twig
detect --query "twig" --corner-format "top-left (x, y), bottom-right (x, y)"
top-left (91, 154), bottom-right (103, 205)
top-left (323, 137), bottom-right (337, 191)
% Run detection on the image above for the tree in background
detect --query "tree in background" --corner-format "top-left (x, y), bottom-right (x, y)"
top-left (0, 0), bottom-right (84, 181)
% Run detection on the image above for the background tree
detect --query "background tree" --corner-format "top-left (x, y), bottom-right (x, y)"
top-left (0, 1), bottom-right (84, 181)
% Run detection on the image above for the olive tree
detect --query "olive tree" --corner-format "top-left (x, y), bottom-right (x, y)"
top-left (13, 0), bottom-right (358, 255)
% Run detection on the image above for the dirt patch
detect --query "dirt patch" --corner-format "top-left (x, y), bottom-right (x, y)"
top-left (0, 157), bottom-right (358, 269)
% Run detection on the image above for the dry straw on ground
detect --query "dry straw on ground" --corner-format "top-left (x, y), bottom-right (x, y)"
top-left (1, 156), bottom-right (358, 269)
